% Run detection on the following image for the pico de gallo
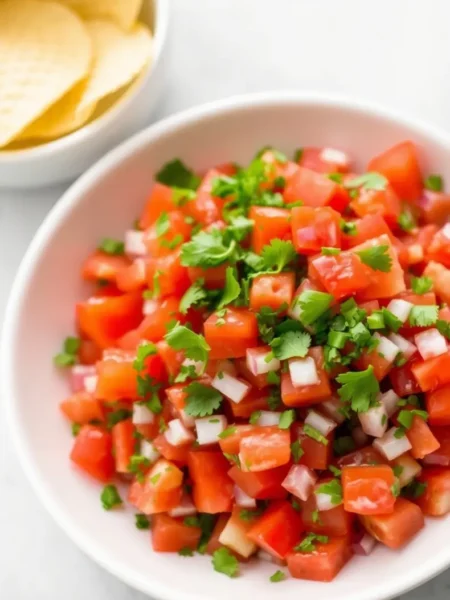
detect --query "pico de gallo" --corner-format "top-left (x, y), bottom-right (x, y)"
top-left (55, 141), bottom-right (450, 583)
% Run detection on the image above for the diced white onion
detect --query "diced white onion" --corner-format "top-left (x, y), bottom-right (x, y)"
top-left (178, 408), bottom-right (196, 429)
top-left (315, 485), bottom-right (342, 511)
top-left (164, 419), bottom-right (195, 446)
top-left (320, 147), bottom-right (350, 168)
top-left (387, 333), bottom-right (417, 360)
top-left (392, 453), bottom-right (422, 487)
top-left (373, 333), bottom-right (399, 363)
top-left (256, 411), bottom-right (282, 426)
top-left (386, 299), bottom-right (413, 323)
top-left (289, 357), bottom-right (319, 388)
top-left (305, 410), bottom-right (337, 436)
top-left (320, 397), bottom-right (346, 425)
top-left (125, 230), bottom-right (147, 256)
top-left (282, 464), bottom-right (318, 501)
top-left (84, 375), bottom-right (98, 394)
top-left (168, 494), bottom-right (197, 517)
top-left (373, 427), bottom-right (412, 461)
top-left (415, 328), bottom-right (448, 360)
top-left (246, 348), bottom-right (280, 376)
top-left (133, 403), bottom-right (155, 425)
top-left (234, 485), bottom-right (257, 508)
top-left (443, 222), bottom-right (450, 239)
top-left (352, 426), bottom-right (369, 448)
top-left (219, 518), bottom-right (257, 558)
top-left (358, 404), bottom-right (388, 438)
top-left (407, 244), bottom-right (424, 264)
top-left (352, 533), bottom-right (377, 556)
top-left (181, 357), bottom-right (206, 377)
top-left (195, 415), bottom-right (227, 445)
top-left (143, 298), bottom-right (158, 316)
top-left (140, 440), bottom-right (160, 463)
top-left (379, 390), bottom-right (400, 418)
top-left (288, 296), bottom-right (302, 321)
top-left (70, 365), bottom-right (97, 393)
top-left (211, 372), bottom-right (250, 404)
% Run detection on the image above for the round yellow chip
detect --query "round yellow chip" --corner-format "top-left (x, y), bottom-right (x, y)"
top-left (21, 20), bottom-right (153, 140)
top-left (0, 0), bottom-right (92, 147)
top-left (54, 0), bottom-right (143, 30)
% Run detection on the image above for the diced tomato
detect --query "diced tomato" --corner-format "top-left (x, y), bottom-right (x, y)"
top-left (139, 183), bottom-right (177, 229)
top-left (360, 497), bottom-right (424, 549)
top-left (350, 184), bottom-right (401, 228)
top-left (291, 206), bottom-right (341, 254)
top-left (182, 173), bottom-right (221, 225)
top-left (393, 411), bottom-right (440, 459)
top-left (227, 387), bottom-right (270, 418)
top-left (423, 261), bottom-right (450, 304)
top-left (116, 259), bottom-right (147, 292)
top-left (337, 446), bottom-right (387, 468)
top-left (287, 537), bottom-right (352, 582)
top-left (138, 296), bottom-right (183, 342)
top-left (153, 434), bottom-right (192, 465)
top-left (389, 359), bottom-right (422, 397)
top-left (206, 514), bottom-right (230, 555)
top-left (152, 513), bottom-right (201, 552)
top-left (188, 451), bottom-right (234, 513)
top-left (78, 339), bottom-right (102, 365)
top-left (342, 214), bottom-right (393, 249)
top-left (367, 141), bottom-right (423, 201)
top-left (239, 427), bottom-right (291, 472)
top-left (70, 425), bottom-right (114, 482)
top-left (260, 150), bottom-right (299, 187)
top-left (95, 350), bottom-right (137, 401)
top-left (187, 264), bottom-right (228, 289)
top-left (342, 465), bottom-right (396, 515)
top-left (82, 251), bottom-right (131, 284)
top-left (249, 272), bottom-right (295, 312)
top-left (60, 392), bottom-right (104, 425)
top-left (298, 147), bottom-right (350, 174)
top-left (111, 419), bottom-right (134, 473)
top-left (247, 500), bottom-right (304, 559)
top-left (284, 167), bottom-right (348, 212)
top-left (354, 345), bottom-right (394, 381)
top-left (235, 358), bottom-right (271, 390)
top-left (415, 467), bottom-right (450, 516)
top-left (204, 307), bottom-right (258, 359)
top-left (143, 210), bottom-right (192, 257)
top-left (301, 493), bottom-right (354, 537)
top-left (156, 340), bottom-right (184, 378)
top-left (424, 427), bottom-right (450, 466)
top-left (293, 422), bottom-right (333, 470)
top-left (310, 252), bottom-right (370, 300)
top-left (411, 352), bottom-right (450, 392)
top-left (228, 464), bottom-right (289, 500)
top-left (250, 206), bottom-right (292, 254)
top-left (281, 347), bottom-right (331, 406)
top-left (133, 459), bottom-right (183, 514)
top-left (77, 292), bottom-right (143, 349)
top-left (426, 384), bottom-right (450, 425)
top-left (419, 190), bottom-right (450, 226)
top-left (427, 223), bottom-right (450, 268)
top-left (218, 424), bottom-right (255, 455)
top-left (146, 249), bottom-right (191, 298)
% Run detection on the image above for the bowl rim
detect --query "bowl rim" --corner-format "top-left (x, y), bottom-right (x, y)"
top-left (4, 91), bottom-right (450, 600)
top-left (0, 0), bottom-right (170, 163)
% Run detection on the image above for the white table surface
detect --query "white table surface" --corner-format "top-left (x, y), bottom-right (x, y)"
top-left (2, 0), bottom-right (450, 598)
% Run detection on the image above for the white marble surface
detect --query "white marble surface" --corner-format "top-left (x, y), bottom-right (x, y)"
top-left (2, 0), bottom-right (450, 598)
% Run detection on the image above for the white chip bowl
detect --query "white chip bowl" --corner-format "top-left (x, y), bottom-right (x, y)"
top-left (3, 92), bottom-right (450, 600)
top-left (0, 0), bottom-right (169, 189)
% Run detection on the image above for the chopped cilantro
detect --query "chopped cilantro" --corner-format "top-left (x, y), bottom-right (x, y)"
top-left (329, 465), bottom-right (342, 477)
top-left (411, 276), bottom-right (433, 295)
top-left (267, 370), bottom-right (280, 385)
top-left (340, 220), bottom-right (358, 236)
top-left (391, 480), bottom-right (401, 497)
top-left (98, 238), bottom-right (125, 255)
top-left (366, 310), bottom-right (385, 330)
top-left (100, 485), bottom-right (122, 510)
top-left (336, 366), bottom-right (380, 413)
top-left (197, 514), bottom-right (217, 554)
top-left (53, 336), bottom-right (80, 367)
top-left (294, 532), bottom-right (329, 553)
top-left (133, 342), bottom-right (158, 371)
top-left (304, 423), bottom-right (328, 445)
top-left (398, 210), bottom-right (416, 233)
top-left (321, 247), bottom-right (340, 255)
top-left (217, 267), bottom-right (241, 309)
top-left (218, 426), bottom-right (237, 439)
top-left (71, 423), bottom-right (81, 436)
top-left (382, 308), bottom-right (403, 333)
top-left (172, 187), bottom-right (197, 207)
top-left (178, 547), bottom-right (194, 557)
top-left (392, 465), bottom-right (404, 478)
top-left (291, 439), bottom-right (304, 463)
top-left (402, 479), bottom-right (427, 499)
top-left (184, 382), bottom-right (223, 417)
top-left (181, 230), bottom-right (237, 268)
top-left (409, 305), bottom-right (438, 327)
top-left (239, 508), bottom-right (262, 521)
top-left (297, 290), bottom-right (334, 325)
top-left (356, 245), bottom-right (392, 272)
top-left (223, 453), bottom-right (240, 467)
top-left (345, 172), bottom-right (388, 191)
top-left (212, 547), bottom-right (239, 578)
top-left (267, 387), bottom-right (282, 410)
top-left (107, 408), bottom-right (132, 428)
top-left (315, 479), bottom-right (343, 505)
top-left (155, 212), bottom-right (170, 237)
top-left (279, 410), bottom-right (296, 430)
top-left (311, 509), bottom-right (322, 524)
top-left (249, 410), bottom-right (261, 425)
top-left (328, 173), bottom-right (343, 184)
top-left (135, 514), bottom-right (150, 530)
top-left (437, 319), bottom-right (450, 340)
top-left (397, 409), bottom-right (428, 429)
top-left (270, 331), bottom-right (311, 360)
top-left (259, 239), bottom-right (297, 274)
top-left (256, 305), bottom-right (284, 344)
top-left (165, 323), bottom-right (210, 365)
top-left (155, 159), bottom-right (201, 190)
top-left (293, 148), bottom-right (303, 162)
top-left (424, 174), bottom-right (443, 192)
top-left (333, 436), bottom-right (355, 456)
top-left (270, 570), bottom-right (286, 583)
top-left (179, 280), bottom-right (207, 314)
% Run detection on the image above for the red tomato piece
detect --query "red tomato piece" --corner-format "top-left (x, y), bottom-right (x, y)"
top-left (284, 166), bottom-right (347, 212)
top-left (402, 414), bottom-right (440, 460)
top-left (111, 418), bottom-right (134, 473)
top-left (419, 190), bottom-right (450, 226)
top-left (182, 172), bottom-right (221, 225)
top-left (301, 494), bottom-right (354, 537)
top-left (143, 210), bottom-right (192, 257)
top-left (227, 387), bottom-right (270, 418)
top-left (342, 214), bottom-right (393, 249)
top-left (151, 514), bottom-right (201, 552)
top-left (367, 141), bottom-right (423, 201)
top-left (235, 358), bottom-right (271, 390)
top-left (188, 451), bottom-right (234, 513)
top-left (423, 261), bottom-right (450, 305)
top-left (360, 497), bottom-right (424, 549)
top-left (228, 464), bottom-right (289, 500)
top-left (427, 223), bottom-right (450, 268)
top-left (239, 427), bottom-right (291, 472)
top-left (77, 292), bottom-right (143, 349)
top-left (95, 350), bottom-right (139, 401)
top-left (293, 422), bottom-right (333, 470)
top-left (133, 459), bottom-right (184, 514)
top-left (138, 296), bottom-right (183, 342)
top-left (342, 465), bottom-right (396, 515)
top-left (249, 206), bottom-right (292, 254)
top-left (350, 185), bottom-right (401, 228)
top-left (426, 384), bottom-right (450, 425)
top-left (60, 392), bottom-right (104, 425)
top-left (146, 249), bottom-right (191, 298)
top-left (389, 359), bottom-right (422, 397)
top-left (187, 264), bottom-right (228, 289)
top-left (337, 446), bottom-right (387, 468)
top-left (139, 183), bottom-right (177, 229)
top-left (247, 500), bottom-right (304, 559)
top-left (310, 252), bottom-right (370, 300)
top-left (287, 537), bottom-right (352, 582)
top-left (411, 352), bottom-right (450, 392)
top-left (249, 272), bottom-right (295, 312)
top-left (298, 147), bottom-right (350, 174)
top-left (218, 424), bottom-right (255, 455)
top-left (153, 434), bottom-right (192, 465)
top-left (290, 206), bottom-right (341, 254)
top-left (204, 307), bottom-right (258, 359)
top-left (82, 251), bottom-right (131, 283)
top-left (70, 425), bottom-right (114, 482)
top-left (78, 339), bottom-right (102, 365)
top-left (116, 259), bottom-right (147, 292)
top-left (281, 347), bottom-right (331, 406)
top-left (156, 340), bottom-right (184, 379)
top-left (424, 427), bottom-right (450, 466)
top-left (354, 345), bottom-right (394, 381)
top-left (416, 467), bottom-right (450, 516)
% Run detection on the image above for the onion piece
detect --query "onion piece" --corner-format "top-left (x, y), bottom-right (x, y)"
top-left (386, 299), bottom-right (413, 323)
top-left (352, 533), bottom-right (377, 556)
top-left (387, 333), bottom-right (417, 360)
top-left (133, 403), bottom-right (155, 425)
top-left (315, 485), bottom-right (342, 511)
top-left (379, 390), bottom-right (400, 417)
top-left (415, 328), bottom-right (447, 360)
top-left (140, 440), bottom-right (160, 463)
top-left (407, 244), bottom-right (424, 264)
top-left (164, 419), bottom-right (195, 446)
top-left (320, 147), bottom-right (350, 168)
top-left (305, 410), bottom-right (337, 436)
top-left (352, 426), bottom-right (369, 448)
top-left (373, 333), bottom-right (399, 363)
top-left (392, 453), bottom-right (422, 487)
top-left (320, 396), bottom-right (346, 425)
top-left (246, 347), bottom-right (280, 376)
top-left (125, 230), bottom-right (147, 256)
top-left (282, 464), bottom-right (318, 501)
top-left (256, 411), bottom-right (282, 427)
top-left (195, 415), bottom-right (227, 445)
top-left (289, 357), bottom-right (319, 388)
top-left (181, 357), bottom-right (206, 377)
top-left (373, 427), bottom-right (412, 461)
top-left (178, 408), bottom-right (196, 429)
top-left (218, 516), bottom-right (257, 558)
top-left (358, 404), bottom-right (388, 438)
top-left (70, 365), bottom-right (97, 393)
top-left (211, 372), bottom-right (250, 404)
top-left (234, 485), bottom-right (257, 508)
top-left (143, 298), bottom-right (158, 316)
top-left (168, 494), bottom-right (197, 518)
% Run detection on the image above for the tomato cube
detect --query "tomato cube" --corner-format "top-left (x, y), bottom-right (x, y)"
top-left (228, 464), bottom-right (289, 500)
top-left (281, 347), bottom-right (331, 406)
top-left (188, 451), bottom-right (234, 513)
top-left (287, 537), bottom-right (352, 582)
top-left (249, 206), bottom-right (292, 254)
top-left (290, 206), bottom-right (341, 255)
top-left (342, 465), bottom-right (396, 515)
top-left (416, 467), bottom-right (450, 516)
top-left (70, 425), bottom-right (114, 482)
top-left (204, 307), bottom-right (258, 359)
top-left (151, 513), bottom-right (201, 552)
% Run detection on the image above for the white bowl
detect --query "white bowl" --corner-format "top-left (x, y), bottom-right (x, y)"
top-left (3, 93), bottom-right (450, 600)
top-left (0, 0), bottom-right (169, 189)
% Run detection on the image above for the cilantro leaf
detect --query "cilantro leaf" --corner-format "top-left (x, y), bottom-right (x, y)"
top-left (297, 290), bottom-right (334, 326)
top-left (336, 366), bottom-right (380, 413)
top-left (402, 479), bottom-right (428, 499)
top-left (53, 335), bottom-right (80, 367)
top-left (226, 216), bottom-right (254, 242)
top-left (382, 308), bottom-right (402, 333)
top-left (155, 212), bottom-right (170, 237)
top-left (184, 382), bottom-right (223, 417)
top-left (294, 533), bottom-right (329, 553)
top-left (135, 514), bottom-right (150, 530)
top-left (270, 570), bottom-right (286, 583)
top-left (165, 323), bottom-right (210, 364)
top-left (178, 547), bottom-right (194, 557)
top-left (218, 267), bottom-right (240, 309)
top-left (172, 187), bottom-right (197, 207)
top-left (257, 306), bottom-right (284, 343)
top-left (304, 423), bottom-right (328, 445)
top-left (356, 245), bottom-right (392, 272)
top-left (398, 210), bottom-right (416, 233)
top-left (133, 342), bottom-right (158, 371)
top-left (315, 479), bottom-right (343, 505)
top-left (107, 408), bottom-right (132, 428)
top-left (409, 305), bottom-right (438, 327)
top-left (279, 409), bottom-right (296, 430)
top-left (321, 247), bottom-right (340, 256)
top-left (260, 239), bottom-right (297, 273)
top-left (155, 159), bottom-right (201, 190)
top-left (212, 547), bottom-right (239, 578)
top-left (340, 220), bottom-right (358, 236)
top-left (270, 331), bottom-right (311, 360)
top-left (181, 230), bottom-right (236, 268)
top-left (345, 172), bottom-right (388, 191)
top-left (101, 485), bottom-right (122, 510)
top-left (179, 281), bottom-right (207, 314)
top-left (333, 436), bottom-right (355, 456)
top-left (98, 238), bottom-right (125, 255)
top-left (437, 319), bottom-right (450, 340)
top-left (397, 409), bottom-right (428, 429)
top-left (411, 276), bottom-right (433, 295)
top-left (424, 174), bottom-right (443, 192)
top-left (291, 439), bottom-right (304, 463)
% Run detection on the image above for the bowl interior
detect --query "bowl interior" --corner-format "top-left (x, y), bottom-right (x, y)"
top-left (5, 97), bottom-right (450, 600)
